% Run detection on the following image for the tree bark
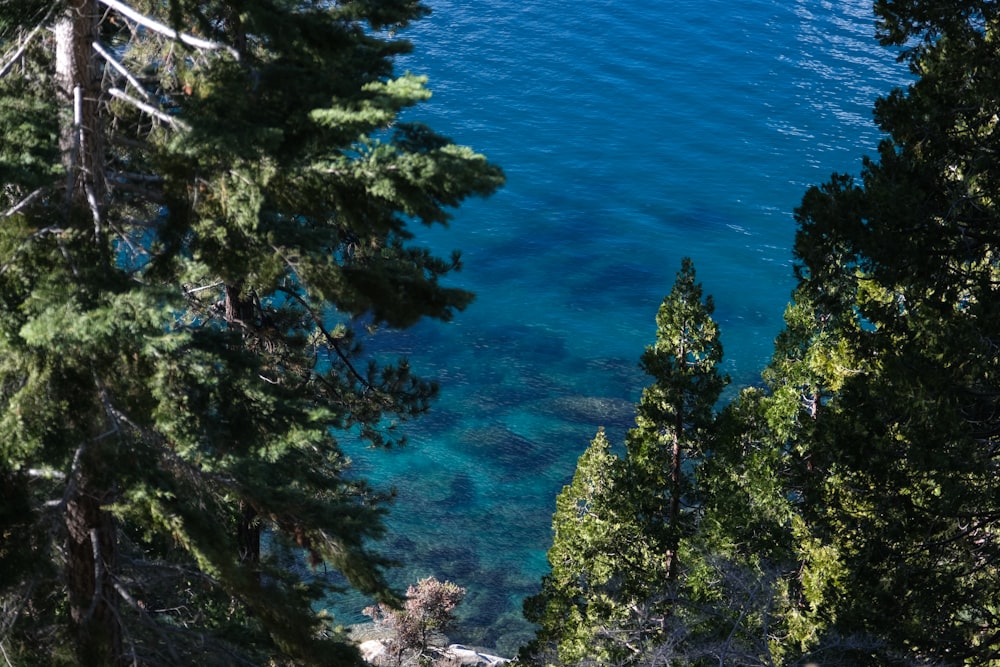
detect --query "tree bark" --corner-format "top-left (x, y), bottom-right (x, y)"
top-left (238, 502), bottom-right (262, 569)
top-left (65, 465), bottom-right (122, 665)
top-left (666, 337), bottom-right (687, 584)
top-left (667, 403), bottom-right (683, 583)
top-left (55, 3), bottom-right (122, 662)
top-left (224, 282), bottom-right (256, 328)
top-left (55, 0), bottom-right (106, 230)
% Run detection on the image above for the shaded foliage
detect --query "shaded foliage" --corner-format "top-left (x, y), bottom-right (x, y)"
top-left (0, 0), bottom-right (502, 663)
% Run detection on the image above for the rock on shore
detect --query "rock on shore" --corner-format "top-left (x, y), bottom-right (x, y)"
top-left (358, 640), bottom-right (509, 666)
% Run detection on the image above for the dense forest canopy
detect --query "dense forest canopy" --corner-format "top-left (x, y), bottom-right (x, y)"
top-left (0, 0), bottom-right (502, 664)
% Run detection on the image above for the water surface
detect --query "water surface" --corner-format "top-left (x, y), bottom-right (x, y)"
top-left (331, 0), bottom-right (910, 652)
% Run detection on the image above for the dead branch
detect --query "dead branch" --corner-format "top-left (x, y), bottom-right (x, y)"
top-left (92, 41), bottom-right (152, 101)
top-left (109, 87), bottom-right (189, 130)
top-left (0, 3), bottom-right (58, 78)
top-left (96, 0), bottom-right (240, 60)
top-left (2, 187), bottom-right (46, 219)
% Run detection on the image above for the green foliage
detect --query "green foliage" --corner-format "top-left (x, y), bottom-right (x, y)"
top-left (625, 258), bottom-right (729, 582)
top-left (788, 3), bottom-right (1000, 662)
top-left (0, 0), bottom-right (502, 663)
top-left (522, 429), bottom-right (659, 666)
top-left (524, 260), bottom-right (729, 666)
top-left (522, 4), bottom-right (1000, 664)
top-left (526, 5), bottom-right (1000, 667)
top-left (0, 78), bottom-right (60, 189)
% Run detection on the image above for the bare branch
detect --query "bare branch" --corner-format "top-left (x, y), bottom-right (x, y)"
top-left (2, 187), bottom-right (46, 219)
top-left (106, 218), bottom-right (145, 264)
top-left (96, 0), bottom-right (241, 60)
top-left (27, 467), bottom-right (67, 481)
top-left (109, 87), bottom-right (190, 130)
top-left (92, 41), bottom-right (152, 101)
top-left (111, 580), bottom-right (182, 665)
top-left (85, 180), bottom-right (102, 238)
top-left (84, 529), bottom-right (106, 624)
top-left (0, 3), bottom-right (58, 79)
top-left (184, 281), bottom-right (224, 296)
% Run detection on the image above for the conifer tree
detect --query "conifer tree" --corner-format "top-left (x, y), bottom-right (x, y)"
top-left (522, 429), bottom-right (659, 666)
top-left (688, 293), bottom-right (866, 665)
top-left (0, 0), bottom-right (503, 664)
top-left (524, 260), bottom-right (728, 666)
top-left (625, 257), bottom-right (728, 584)
top-left (787, 1), bottom-right (1000, 661)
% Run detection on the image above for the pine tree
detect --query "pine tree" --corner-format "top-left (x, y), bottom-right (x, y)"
top-left (522, 429), bottom-right (660, 666)
top-left (523, 260), bottom-right (729, 666)
top-left (787, 1), bottom-right (1000, 661)
top-left (0, 0), bottom-right (503, 663)
top-left (625, 257), bottom-right (728, 585)
top-left (688, 293), bottom-right (866, 665)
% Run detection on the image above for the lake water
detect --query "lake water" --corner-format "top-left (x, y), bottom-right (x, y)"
top-left (331, 0), bottom-right (910, 654)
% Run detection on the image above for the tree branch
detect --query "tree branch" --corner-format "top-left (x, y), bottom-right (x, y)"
top-left (96, 0), bottom-right (241, 60)
top-left (107, 179), bottom-right (167, 204)
top-left (27, 467), bottom-right (67, 481)
top-left (84, 529), bottom-right (106, 625)
top-left (184, 281), bottom-right (224, 296)
top-left (0, 3), bottom-right (58, 79)
top-left (109, 87), bottom-right (189, 130)
top-left (92, 41), bottom-right (152, 101)
top-left (111, 579), bottom-right (182, 665)
top-left (276, 284), bottom-right (376, 395)
top-left (2, 187), bottom-right (46, 219)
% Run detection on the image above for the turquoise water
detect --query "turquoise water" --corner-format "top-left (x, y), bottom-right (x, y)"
top-left (332, 0), bottom-right (910, 652)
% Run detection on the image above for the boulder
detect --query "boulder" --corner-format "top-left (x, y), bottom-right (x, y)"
top-left (432, 645), bottom-right (508, 667)
top-left (357, 640), bottom-right (508, 667)
top-left (359, 639), bottom-right (387, 664)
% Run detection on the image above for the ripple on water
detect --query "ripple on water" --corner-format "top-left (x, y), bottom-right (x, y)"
top-left (330, 0), bottom-right (913, 646)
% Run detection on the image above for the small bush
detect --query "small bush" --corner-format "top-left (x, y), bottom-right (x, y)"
top-left (364, 576), bottom-right (467, 666)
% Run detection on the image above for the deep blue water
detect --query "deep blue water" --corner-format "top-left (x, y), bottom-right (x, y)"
top-left (331, 0), bottom-right (910, 653)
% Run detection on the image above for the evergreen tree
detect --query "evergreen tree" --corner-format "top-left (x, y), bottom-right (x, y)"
top-left (524, 259), bottom-right (728, 666)
top-left (688, 293), bottom-right (868, 665)
top-left (0, 0), bottom-right (503, 664)
top-left (625, 257), bottom-right (728, 584)
top-left (788, 1), bottom-right (1000, 661)
top-left (522, 429), bottom-right (661, 666)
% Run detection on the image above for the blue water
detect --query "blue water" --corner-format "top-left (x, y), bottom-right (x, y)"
top-left (331, 0), bottom-right (910, 653)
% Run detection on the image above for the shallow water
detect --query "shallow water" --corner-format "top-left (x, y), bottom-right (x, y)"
top-left (326, 0), bottom-right (910, 652)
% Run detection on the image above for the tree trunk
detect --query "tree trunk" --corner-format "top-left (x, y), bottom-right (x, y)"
top-left (65, 465), bottom-right (122, 665)
top-left (56, 2), bottom-right (122, 663)
top-left (55, 0), bottom-right (105, 230)
top-left (666, 404), bottom-right (683, 583)
top-left (238, 502), bottom-right (262, 568)
top-left (665, 336), bottom-right (687, 584)
top-left (224, 282), bottom-right (256, 328)
top-left (225, 283), bottom-right (263, 576)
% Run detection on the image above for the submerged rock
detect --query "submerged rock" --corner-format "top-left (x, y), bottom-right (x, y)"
top-left (539, 394), bottom-right (635, 427)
